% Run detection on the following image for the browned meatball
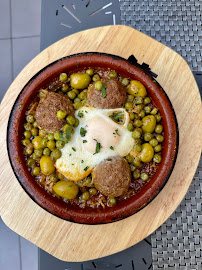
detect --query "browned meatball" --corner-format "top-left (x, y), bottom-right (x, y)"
top-left (87, 78), bottom-right (127, 109)
top-left (92, 156), bottom-right (131, 197)
top-left (35, 92), bottom-right (75, 133)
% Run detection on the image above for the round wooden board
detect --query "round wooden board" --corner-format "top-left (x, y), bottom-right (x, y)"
top-left (0, 26), bottom-right (201, 262)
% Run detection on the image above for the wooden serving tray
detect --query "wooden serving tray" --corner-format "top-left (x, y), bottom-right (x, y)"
top-left (0, 25), bottom-right (201, 262)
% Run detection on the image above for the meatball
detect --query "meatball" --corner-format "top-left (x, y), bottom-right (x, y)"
top-left (92, 156), bottom-right (131, 197)
top-left (35, 92), bottom-right (75, 133)
top-left (87, 78), bottom-right (127, 109)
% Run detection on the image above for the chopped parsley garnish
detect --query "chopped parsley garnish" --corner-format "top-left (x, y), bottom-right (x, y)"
top-left (153, 80), bottom-right (157, 83)
top-left (101, 84), bottom-right (107, 98)
top-left (72, 147), bottom-right (76, 152)
top-left (115, 129), bottom-right (120, 136)
top-left (135, 92), bottom-right (138, 95)
top-left (84, 166), bottom-right (89, 171)
top-left (109, 112), bottom-right (123, 122)
top-left (110, 146), bottom-right (114, 150)
top-left (65, 128), bottom-right (72, 140)
top-left (81, 160), bottom-right (84, 163)
top-left (69, 154), bottom-right (72, 156)
top-left (80, 127), bottom-right (87, 137)
top-left (93, 140), bottom-right (102, 155)
top-left (78, 112), bottom-right (84, 118)
top-left (76, 62), bottom-right (80, 67)
top-left (17, 105), bottom-right (22, 109)
top-left (83, 140), bottom-right (87, 143)
top-left (59, 128), bottom-right (72, 141)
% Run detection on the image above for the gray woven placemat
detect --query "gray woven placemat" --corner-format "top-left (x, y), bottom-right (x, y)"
top-left (120, 1), bottom-right (202, 269)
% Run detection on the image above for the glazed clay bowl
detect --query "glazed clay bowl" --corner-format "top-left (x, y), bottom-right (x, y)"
top-left (7, 52), bottom-right (178, 224)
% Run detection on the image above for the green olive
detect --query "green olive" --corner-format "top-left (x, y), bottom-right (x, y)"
top-left (109, 70), bottom-right (117, 78)
top-left (155, 114), bottom-right (162, 122)
top-left (32, 136), bottom-right (44, 149)
top-left (134, 97), bottom-right (143, 104)
top-left (126, 154), bottom-right (134, 163)
top-left (127, 94), bottom-right (134, 102)
top-left (129, 112), bottom-right (135, 120)
top-left (82, 191), bottom-right (90, 201)
top-left (26, 115), bottom-right (35, 123)
top-left (78, 91), bottom-right (87, 100)
top-left (39, 129), bottom-right (47, 137)
top-left (133, 169), bottom-right (140, 179)
top-left (86, 69), bottom-right (94, 76)
top-left (53, 180), bottom-right (79, 199)
top-left (67, 91), bottom-right (76, 100)
top-left (156, 134), bottom-right (164, 143)
top-left (144, 106), bottom-right (151, 114)
top-left (132, 129), bottom-right (141, 139)
top-left (149, 138), bottom-right (158, 147)
top-left (59, 73), bottom-right (68, 82)
top-left (56, 140), bottom-right (65, 149)
top-left (47, 133), bottom-right (54, 141)
top-left (51, 149), bottom-right (61, 160)
top-left (57, 110), bottom-right (67, 119)
top-left (154, 144), bottom-right (162, 152)
top-left (54, 131), bottom-right (60, 140)
top-left (27, 158), bottom-right (35, 167)
top-left (142, 115), bottom-right (156, 133)
top-left (34, 149), bottom-right (43, 158)
top-left (144, 97), bottom-right (151, 105)
top-left (125, 102), bottom-right (133, 110)
top-left (109, 197), bottom-right (117, 205)
top-left (63, 124), bottom-right (71, 132)
top-left (74, 118), bottom-right (79, 127)
top-left (40, 156), bottom-right (55, 175)
top-left (127, 80), bottom-right (147, 97)
top-left (92, 74), bottom-right (100, 82)
top-left (127, 123), bottom-right (134, 131)
top-left (24, 130), bottom-right (31, 139)
top-left (73, 102), bottom-right (82, 110)
top-left (43, 147), bottom-right (50, 156)
top-left (50, 174), bottom-right (58, 183)
top-left (151, 108), bottom-right (158, 115)
top-left (31, 128), bottom-right (38, 136)
top-left (70, 73), bottom-right (91, 89)
top-left (47, 140), bottom-right (56, 150)
top-left (121, 78), bottom-right (129, 86)
top-left (155, 124), bottom-right (163, 134)
top-left (61, 83), bottom-right (69, 92)
top-left (24, 122), bottom-right (32, 131)
top-left (66, 115), bottom-right (76, 126)
top-left (134, 119), bottom-right (142, 127)
top-left (140, 143), bottom-right (154, 163)
top-left (94, 81), bottom-right (103, 91)
top-left (140, 172), bottom-right (149, 181)
top-left (144, 132), bottom-right (153, 141)
top-left (89, 188), bottom-right (97, 196)
top-left (72, 88), bottom-right (79, 95)
top-left (153, 154), bottom-right (162, 163)
top-left (32, 166), bottom-right (40, 176)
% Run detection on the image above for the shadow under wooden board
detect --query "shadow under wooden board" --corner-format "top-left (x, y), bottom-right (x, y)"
top-left (0, 25), bottom-right (201, 262)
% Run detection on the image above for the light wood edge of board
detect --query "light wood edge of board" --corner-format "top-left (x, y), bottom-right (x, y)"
top-left (0, 25), bottom-right (201, 262)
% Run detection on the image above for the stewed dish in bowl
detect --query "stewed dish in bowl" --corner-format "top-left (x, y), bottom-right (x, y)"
top-left (7, 53), bottom-right (178, 224)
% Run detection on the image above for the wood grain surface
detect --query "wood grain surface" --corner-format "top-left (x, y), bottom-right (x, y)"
top-left (0, 25), bottom-right (201, 262)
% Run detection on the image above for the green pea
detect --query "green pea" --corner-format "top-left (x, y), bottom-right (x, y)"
top-left (66, 116), bottom-right (76, 126)
top-left (127, 123), bottom-right (134, 131)
top-left (82, 191), bottom-right (90, 201)
top-left (74, 118), bottom-right (79, 127)
top-left (62, 132), bottom-right (71, 143)
top-left (81, 99), bottom-right (87, 105)
top-left (27, 158), bottom-right (35, 167)
top-left (62, 124), bottom-right (71, 132)
top-left (39, 91), bottom-right (45, 99)
top-left (121, 78), bottom-right (129, 86)
top-left (109, 70), bottom-right (117, 78)
top-left (149, 138), bottom-right (158, 147)
top-left (95, 81), bottom-right (103, 91)
top-left (56, 140), bottom-right (65, 149)
top-left (130, 164), bottom-right (136, 172)
top-left (57, 110), bottom-right (67, 119)
top-left (156, 134), bottom-right (164, 143)
top-left (51, 149), bottom-right (61, 160)
top-left (67, 91), bottom-right (76, 100)
top-left (144, 97), bottom-right (151, 105)
top-left (41, 138), bottom-right (48, 148)
top-left (85, 177), bottom-right (93, 187)
top-left (136, 104), bottom-right (144, 111)
top-left (144, 106), bottom-right (151, 114)
top-left (47, 133), bottom-right (54, 141)
top-left (72, 88), bottom-right (79, 95)
top-left (133, 169), bottom-right (140, 179)
top-left (154, 145), bottom-right (162, 152)
top-left (33, 121), bottom-right (38, 128)
top-left (155, 114), bottom-right (162, 122)
top-left (151, 108), bottom-right (158, 115)
top-left (43, 147), bottom-right (50, 156)
top-left (32, 153), bottom-right (38, 160)
top-left (109, 197), bottom-right (117, 205)
top-left (153, 154), bottom-right (162, 163)
top-left (54, 131), bottom-right (60, 140)
top-left (86, 69), bottom-right (94, 76)
top-left (26, 115), bottom-right (35, 123)
top-left (31, 128), bottom-right (38, 136)
top-left (129, 112), bottom-right (135, 120)
top-left (34, 149), bottom-right (43, 158)
top-left (39, 129), bottom-right (47, 137)
top-left (24, 122), bottom-right (32, 131)
top-left (74, 97), bottom-right (81, 103)
top-left (144, 132), bottom-right (153, 141)
top-left (22, 139), bottom-right (30, 146)
top-left (92, 74), bottom-right (100, 82)
top-left (134, 97), bottom-right (143, 104)
top-left (134, 119), bottom-right (142, 127)
top-left (139, 110), bottom-right (145, 118)
top-left (89, 188), bottom-right (97, 196)
top-left (50, 174), bottom-right (58, 183)
top-left (78, 91), bottom-right (87, 100)
top-left (32, 167), bottom-right (40, 176)
top-left (47, 140), bottom-right (55, 149)
top-left (24, 130), bottom-right (31, 139)
top-left (135, 144), bottom-right (142, 152)
top-left (126, 154), bottom-right (134, 163)
top-left (133, 158), bottom-right (142, 168)
top-left (59, 73), bottom-right (68, 82)
top-left (127, 95), bottom-right (134, 102)
top-left (155, 125), bottom-right (163, 134)
top-left (140, 172), bottom-right (149, 181)
top-left (61, 83), bottom-right (69, 92)
top-left (25, 147), bottom-right (33, 155)
top-left (125, 102), bottom-right (133, 110)
top-left (132, 129), bottom-right (141, 139)
top-left (74, 102), bottom-right (82, 110)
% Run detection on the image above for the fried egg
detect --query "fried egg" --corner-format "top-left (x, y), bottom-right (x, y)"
top-left (56, 106), bottom-right (135, 181)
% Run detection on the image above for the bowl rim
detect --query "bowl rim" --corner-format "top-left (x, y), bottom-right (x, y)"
top-left (7, 52), bottom-right (179, 224)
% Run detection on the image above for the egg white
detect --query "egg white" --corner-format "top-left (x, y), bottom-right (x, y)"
top-left (55, 106), bottom-right (135, 181)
